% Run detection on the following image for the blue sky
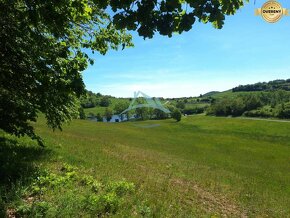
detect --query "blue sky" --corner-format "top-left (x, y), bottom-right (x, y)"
top-left (83, 0), bottom-right (290, 98)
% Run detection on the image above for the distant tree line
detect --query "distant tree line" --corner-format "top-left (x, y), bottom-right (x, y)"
top-left (133, 98), bottom-right (181, 122)
top-left (84, 97), bottom-right (182, 122)
top-left (174, 98), bottom-right (211, 115)
top-left (233, 79), bottom-right (290, 92)
top-left (182, 107), bottom-right (207, 115)
top-left (80, 90), bottom-right (112, 108)
top-left (207, 90), bottom-right (290, 119)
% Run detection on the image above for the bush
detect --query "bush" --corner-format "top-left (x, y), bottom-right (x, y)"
top-left (16, 201), bottom-right (52, 217)
top-left (176, 101), bottom-right (185, 109)
top-left (137, 204), bottom-right (152, 217)
top-left (107, 181), bottom-right (135, 197)
top-left (84, 192), bottom-right (120, 214)
top-left (277, 102), bottom-right (290, 118)
top-left (231, 98), bottom-right (246, 117)
top-left (84, 180), bottom-right (134, 215)
top-left (171, 109), bottom-right (182, 122)
top-left (183, 107), bottom-right (205, 115)
top-left (243, 106), bottom-right (274, 118)
top-left (243, 95), bottom-right (262, 111)
top-left (207, 91), bottom-right (290, 118)
top-left (96, 113), bottom-right (103, 122)
top-left (100, 97), bottom-right (110, 107)
top-left (153, 109), bottom-right (168, 119)
top-left (104, 108), bottom-right (113, 122)
top-left (208, 99), bottom-right (232, 116)
top-left (9, 164), bottom-right (136, 217)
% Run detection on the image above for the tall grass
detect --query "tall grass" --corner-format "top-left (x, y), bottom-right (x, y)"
top-left (1, 116), bottom-right (290, 217)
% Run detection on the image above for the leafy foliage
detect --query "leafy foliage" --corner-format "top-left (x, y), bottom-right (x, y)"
top-left (171, 108), bottom-right (182, 122)
top-left (183, 106), bottom-right (206, 115)
top-left (100, 96), bottom-right (111, 107)
top-left (78, 107), bottom-right (86, 119)
top-left (277, 102), bottom-right (290, 119)
top-left (135, 98), bottom-right (150, 120)
top-left (80, 90), bottom-right (102, 108)
top-left (104, 108), bottom-right (113, 121)
top-left (176, 101), bottom-right (185, 109)
top-left (207, 91), bottom-right (290, 118)
top-left (12, 164), bottom-right (135, 217)
top-left (114, 101), bottom-right (130, 121)
top-left (1, 0), bottom-right (247, 142)
top-left (0, 0), bottom-right (132, 143)
top-left (109, 0), bottom-right (247, 38)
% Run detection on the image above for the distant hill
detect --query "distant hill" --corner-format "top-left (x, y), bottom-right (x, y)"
top-left (233, 79), bottom-right (290, 92)
top-left (81, 78), bottom-right (290, 118)
top-left (200, 79), bottom-right (290, 99)
top-left (202, 91), bottom-right (220, 97)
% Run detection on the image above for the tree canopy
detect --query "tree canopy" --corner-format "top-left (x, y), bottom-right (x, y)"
top-left (110, 0), bottom-right (247, 38)
top-left (0, 0), bottom-right (246, 144)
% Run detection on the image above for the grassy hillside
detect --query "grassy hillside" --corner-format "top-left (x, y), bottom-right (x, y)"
top-left (203, 90), bottom-right (259, 99)
top-left (2, 116), bottom-right (289, 217)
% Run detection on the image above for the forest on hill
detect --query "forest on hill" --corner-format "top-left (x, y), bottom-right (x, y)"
top-left (208, 79), bottom-right (290, 118)
top-left (233, 79), bottom-right (290, 92)
top-left (79, 79), bottom-right (290, 121)
top-left (208, 90), bottom-right (290, 118)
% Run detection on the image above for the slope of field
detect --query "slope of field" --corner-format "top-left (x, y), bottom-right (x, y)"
top-left (30, 115), bottom-right (290, 217)
top-left (205, 90), bottom-right (260, 99)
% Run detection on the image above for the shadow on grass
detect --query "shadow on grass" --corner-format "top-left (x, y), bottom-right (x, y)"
top-left (0, 135), bottom-right (51, 216)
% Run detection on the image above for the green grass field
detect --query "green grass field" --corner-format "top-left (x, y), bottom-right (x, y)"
top-left (206, 90), bottom-right (259, 99)
top-left (1, 116), bottom-right (290, 217)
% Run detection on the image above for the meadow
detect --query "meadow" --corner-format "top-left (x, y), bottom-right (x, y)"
top-left (1, 115), bottom-right (290, 217)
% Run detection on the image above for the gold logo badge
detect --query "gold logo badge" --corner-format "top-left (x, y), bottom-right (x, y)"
top-left (255, 0), bottom-right (288, 23)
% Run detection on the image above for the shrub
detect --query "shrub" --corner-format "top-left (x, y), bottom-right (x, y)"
top-left (153, 109), bottom-right (168, 119)
top-left (183, 107), bottom-right (205, 115)
top-left (176, 101), bottom-right (185, 109)
top-left (107, 180), bottom-right (135, 197)
top-left (231, 98), bottom-right (246, 117)
top-left (96, 113), bottom-right (103, 122)
top-left (84, 192), bottom-right (120, 214)
top-left (16, 204), bottom-right (32, 216)
top-left (277, 102), bottom-right (290, 118)
top-left (100, 97), bottom-right (110, 107)
top-left (7, 163), bottom-right (136, 217)
top-left (243, 95), bottom-right (262, 111)
top-left (243, 106), bottom-right (274, 118)
top-left (16, 201), bottom-right (52, 217)
top-left (137, 204), bottom-right (152, 217)
top-left (91, 181), bottom-right (102, 193)
top-left (209, 99), bottom-right (232, 116)
top-left (171, 109), bottom-right (182, 122)
top-left (104, 108), bottom-right (113, 122)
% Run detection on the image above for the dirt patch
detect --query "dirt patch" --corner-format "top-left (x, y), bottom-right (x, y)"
top-left (6, 208), bottom-right (16, 218)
